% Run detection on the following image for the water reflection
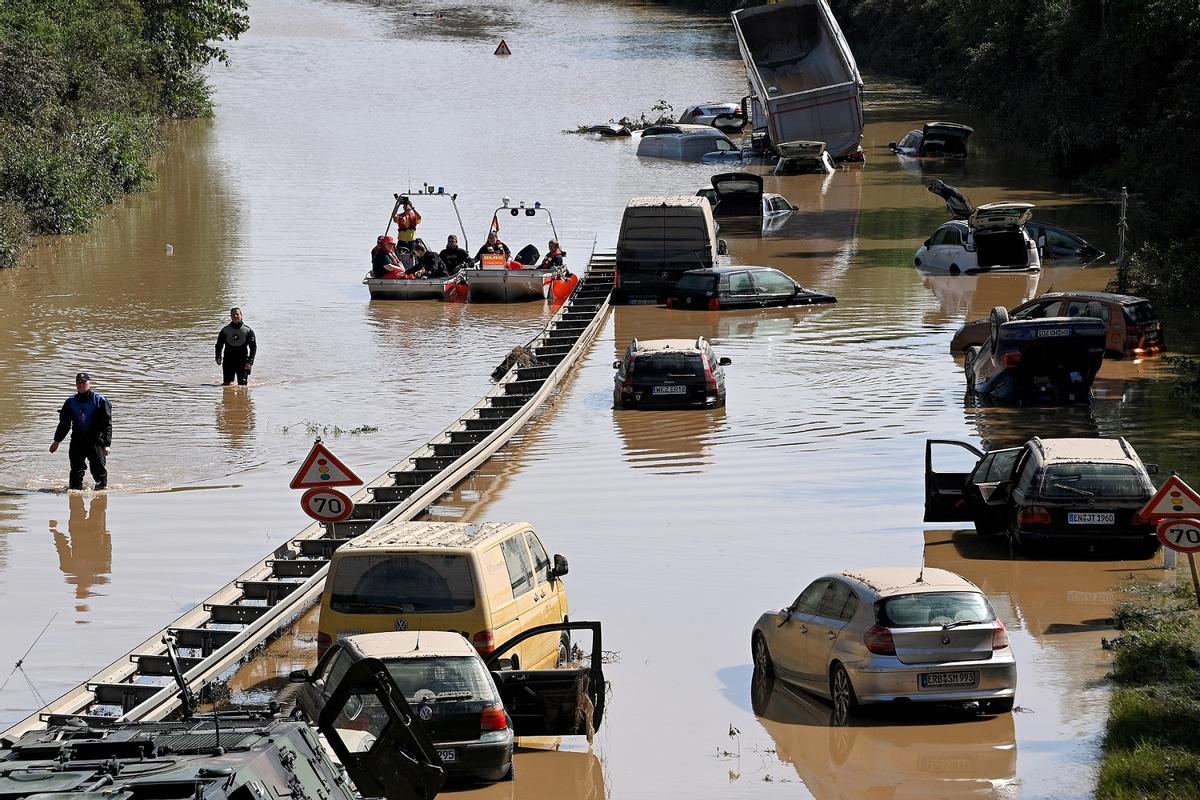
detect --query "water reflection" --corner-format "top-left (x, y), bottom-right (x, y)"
top-left (48, 494), bottom-right (111, 613)
top-left (750, 671), bottom-right (1017, 798)
top-left (920, 270), bottom-right (1040, 327)
top-left (215, 387), bottom-right (256, 448)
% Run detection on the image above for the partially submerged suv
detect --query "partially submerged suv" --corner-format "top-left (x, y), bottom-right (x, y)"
top-left (613, 337), bottom-right (731, 408)
top-left (924, 437), bottom-right (1159, 554)
top-left (889, 122), bottom-right (974, 157)
top-left (916, 181), bottom-right (1040, 274)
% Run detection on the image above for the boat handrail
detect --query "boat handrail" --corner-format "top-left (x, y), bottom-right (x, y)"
top-left (396, 185), bottom-right (470, 252)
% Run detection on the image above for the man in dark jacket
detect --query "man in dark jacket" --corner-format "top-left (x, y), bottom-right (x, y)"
top-left (50, 372), bottom-right (113, 490)
top-left (439, 235), bottom-right (472, 271)
top-left (215, 307), bottom-right (257, 386)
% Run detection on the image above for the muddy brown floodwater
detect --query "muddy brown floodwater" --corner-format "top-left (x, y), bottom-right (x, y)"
top-left (2, 0), bottom-right (1198, 797)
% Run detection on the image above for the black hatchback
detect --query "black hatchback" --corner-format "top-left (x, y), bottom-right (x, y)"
top-left (665, 266), bottom-right (836, 310)
top-left (613, 337), bottom-right (731, 408)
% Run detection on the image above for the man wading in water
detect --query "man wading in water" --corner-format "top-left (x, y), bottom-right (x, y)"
top-left (49, 372), bottom-right (113, 491)
top-left (215, 307), bottom-right (257, 386)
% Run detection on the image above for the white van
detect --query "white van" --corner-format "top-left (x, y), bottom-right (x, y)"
top-left (636, 127), bottom-right (740, 161)
top-left (615, 196), bottom-right (727, 303)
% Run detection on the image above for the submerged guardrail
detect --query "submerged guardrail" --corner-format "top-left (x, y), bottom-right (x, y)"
top-left (2, 252), bottom-right (615, 739)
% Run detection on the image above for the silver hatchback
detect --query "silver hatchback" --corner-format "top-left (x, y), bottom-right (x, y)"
top-left (751, 567), bottom-right (1016, 718)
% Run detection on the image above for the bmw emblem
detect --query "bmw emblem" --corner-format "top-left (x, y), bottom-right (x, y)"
top-left (941, 634), bottom-right (951, 645)
top-left (418, 705), bottom-right (433, 721)
top-left (394, 618), bottom-right (408, 631)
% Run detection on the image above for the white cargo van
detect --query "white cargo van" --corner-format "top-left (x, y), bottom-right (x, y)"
top-left (615, 196), bottom-right (727, 303)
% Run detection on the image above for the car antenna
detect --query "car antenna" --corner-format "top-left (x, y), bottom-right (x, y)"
top-left (916, 551), bottom-right (926, 584)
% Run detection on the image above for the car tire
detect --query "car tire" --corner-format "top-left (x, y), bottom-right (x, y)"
top-left (983, 697), bottom-right (1015, 714)
top-left (830, 663), bottom-right (859, 722)
top-left (949, 263), bottom-right (960, 276)
top-left (964, 347), bottom-right (979, 390)
top-left (752, 632), bottom-right (774, 677)
top-left (556, 632), bottom-right (571, 667)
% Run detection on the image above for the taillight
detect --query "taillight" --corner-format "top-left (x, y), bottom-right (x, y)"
top-left (317, 631), bottom-right (332, 658)
top-left (1002, 351), bottom-right (1022, 368)
top-left (1017, 506), bottom-right (1051, 526)
top-left (666, 297), bottom-right (675, 308)
top-left (472, 629), bottom-right (495, 654)
top-left (992, 621), bottom-right (1010, 650)
top-left (480, 704), bottom-right (508, 732)
top-left (864, 624), bottom-right (896, 656)
top-left (707, 296), bottom-right (721, 311)
top-left (613, 269), bottom-right (621, 289)
top-left (702, 354), bottom-right (718, 394)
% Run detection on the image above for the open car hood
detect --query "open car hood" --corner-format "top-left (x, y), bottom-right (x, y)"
top-left (927, 180), bottom-right (974, 220)
top-left (971, 202), bottom-right (1035, 229)
top-left (710, 172), bottom-right (764, 217)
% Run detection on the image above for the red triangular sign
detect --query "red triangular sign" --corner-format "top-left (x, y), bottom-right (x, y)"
top-left (1140, 474), bottom-right (1200, 520)
top-left (290, 440), bottom-right (362, 489)
top-left (494, 39), bottom-right (511, 55)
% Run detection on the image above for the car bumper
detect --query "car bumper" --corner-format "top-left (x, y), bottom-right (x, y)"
top-left (1012, 526), bottom-right (1157, 548)
top-left (436, 733), bottom-right (513, 782)
top-left (846, 654), bottom-right (1017, 705)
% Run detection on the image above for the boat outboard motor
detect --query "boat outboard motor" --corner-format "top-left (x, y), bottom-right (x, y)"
top-left (515, 244), bottom-right (540, 266)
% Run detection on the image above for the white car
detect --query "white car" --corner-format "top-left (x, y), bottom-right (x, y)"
top-left (678, 102), bottom-right (743, 126)
top-left (914, 204), bottom-right (1041, 275)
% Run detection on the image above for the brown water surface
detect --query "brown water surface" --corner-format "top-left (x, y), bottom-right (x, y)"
top-left (2, 0), bottom-right (1198, 798)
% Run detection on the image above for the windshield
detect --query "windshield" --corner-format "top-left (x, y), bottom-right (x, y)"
top-left (330, 554), bottom-right (476, 613)
top-left (877, 592), bottom-right (994, 628)
top-left (632, 353), bottom-right (703, 381)
top-left (385, 656), bottom-right (498, 703)
top-left (1040, 463), bottom-right (1150, 499)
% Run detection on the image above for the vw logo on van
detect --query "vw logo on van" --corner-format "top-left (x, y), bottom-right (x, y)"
top-left (394, 618), bottom-right (408, 631)
top-left (418, 705), bottom-right (433, 721)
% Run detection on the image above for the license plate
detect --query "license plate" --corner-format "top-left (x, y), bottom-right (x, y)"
top-left (652, 385), bottom-right (688, 395)
top-left (437, 749), bottom-right (457, 763)
top-left (1036, 328), bottom-right (1070, 337)
top-left (1069, 512), bottom-right (1115, 524)
top-left (919, 671), bottom-right (978, 689)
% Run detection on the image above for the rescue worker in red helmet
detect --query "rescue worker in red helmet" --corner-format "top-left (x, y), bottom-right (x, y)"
top-left (371, 235), bottom-right (400, 277)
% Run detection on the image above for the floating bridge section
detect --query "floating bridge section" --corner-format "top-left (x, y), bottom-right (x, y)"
top-left (2, 254), bottom-right (615, 739)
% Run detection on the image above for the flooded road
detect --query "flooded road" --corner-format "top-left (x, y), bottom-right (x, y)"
top-left (1, 0), bottom-right (1197, 797)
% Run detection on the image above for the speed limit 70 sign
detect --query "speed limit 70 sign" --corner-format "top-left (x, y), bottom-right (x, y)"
top-left (301, 487), bottom-right (355, 522)
top-left (1157, 519), bottom-right (1200, 553)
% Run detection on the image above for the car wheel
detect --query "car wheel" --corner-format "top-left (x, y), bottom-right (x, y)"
top-left (752, 632), bottom-right (774, 677)
top-left (949, 263), bottom-right (960, 275)
top-left (983, 697), bottom-right (1015, 715)
top-left (964, 347), bottom-right (979, 390)
top-left (830, 663), bottom-right (859, 721)
top-left (556, 632), bottom-right (571, 667)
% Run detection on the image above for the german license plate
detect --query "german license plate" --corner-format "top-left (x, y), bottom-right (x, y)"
top-left (653, 385), bottom-right (687, 395)
top-left (919, 671), bottom-right (978, 689)
top-left (1069, 512), bottom-right (1115, 524)
top-left (437, 749), bottom-right (456, 763)
top-left (1036, 328), bottom-right (1070, 337)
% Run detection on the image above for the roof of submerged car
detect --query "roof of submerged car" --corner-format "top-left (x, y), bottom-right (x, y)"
top-left (632, 338), bottom-right (705, 354)
top-left (344, 520), bottom-right (523, 551)
top-left (835, 567), bottom-right (978, 597)
top-left (685, 265), bottom-right (778, 275)
top-left (343, 630), bottom-right (477, 660)
top-left (1025, 291), bottom-right (1149, 306)
top-left (1033, 437), bottom-right (1136, 464)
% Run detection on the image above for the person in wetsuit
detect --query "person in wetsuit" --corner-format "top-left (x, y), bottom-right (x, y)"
top-left (215, 307), bottom-right (257, 386)
top-left (49, 372), bottom-right (113, 491)
top-left (411, 240), bottom-right (447, 277)
top-left (439, 235), bottom-right (471, 271)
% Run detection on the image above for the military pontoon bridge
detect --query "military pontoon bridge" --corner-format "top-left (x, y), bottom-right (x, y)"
top-left (2, 253), bottom-right (615, 739)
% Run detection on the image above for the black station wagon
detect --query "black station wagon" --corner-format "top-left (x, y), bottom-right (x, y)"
top-left (666, 266), bottom-right (836, 310)
top-left (613, 337), bottom-right (731, 409)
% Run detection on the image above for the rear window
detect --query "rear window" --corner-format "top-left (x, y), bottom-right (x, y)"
top-left (1125, 302), bottom-right (1158, 325)
top-left (632, 353), bottom-right (703, 381)
top-left (676, 274), bottom-right (714, 293)
top-left (330, 554), bottom-right (476, 613)
top-left (385, 656), bottom-right (498, 703)
top-left (1040, 463), bottom-right (1150, 499)
top-left (877, 592), bottom-right (993, 628)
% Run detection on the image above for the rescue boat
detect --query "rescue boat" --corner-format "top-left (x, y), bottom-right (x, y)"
top-left (363, 186), bottom-right (470, 301)
top-left (464, 199), bottom-right (567, 303)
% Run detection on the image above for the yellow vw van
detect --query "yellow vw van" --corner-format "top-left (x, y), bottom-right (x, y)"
top-left (317, 521), bottom-right (571, 670)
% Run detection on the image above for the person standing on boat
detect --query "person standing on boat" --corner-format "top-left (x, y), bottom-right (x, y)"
top-left (474, 231), bottom-right (511, 262)
top-left (392, 196), bottom-right (422, 251)
top-left (49, 372), bottom-right (112, 491)
top-left (372, 235), bottom-right (401, 277)
top-left (215, 307), bottom-right (257, 386)
top-left (439, 235), bottom-right (471, 271)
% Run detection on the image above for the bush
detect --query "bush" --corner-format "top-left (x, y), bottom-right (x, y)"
top-left (0, 199), bottom-right (30, 268)
top-left (1097, 742), bottom-right (1200, 800)
top-left (1106, 686), bottom-right (1200, 752)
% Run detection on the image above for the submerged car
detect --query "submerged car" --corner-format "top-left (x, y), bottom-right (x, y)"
top-left (916, 214), bottom-right (1040, 275)
top-left (751, 567), bottom-right (1016, 719)
top-left (924, 437), bottom-right (1158, 554)
top-left (952, 291), bottom-right (1163, 358)
top-left (613, 337), bottom-right (731, 408)
top-left (774, 140), bottom-right (835, 175)
top-left (679, 102), bottom-right (743, 126)
top-left (889, 122), bottom-right (974, 157)
top-left (694, 172), bottom-right (797, 219)
top-left (1023, 221), bottom-right (1104, 262)
top-left (292, 622), bottom-right (604, 784)
top-left (965, 306), bottom-right (1105, 404)
top-left (637, 126), bottom-right (741, 161)
top-left (666, 266), bottom-right (835, 310)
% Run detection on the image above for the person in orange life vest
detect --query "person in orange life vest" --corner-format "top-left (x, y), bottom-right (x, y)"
top-left (392, 196), bottom-right (422, 251)
top-left (371, 235), bottom-right (401, 277)
top-left (540, 239), bottom-right (566, 268)
top-left (474, 230), bottom-right (511, 262)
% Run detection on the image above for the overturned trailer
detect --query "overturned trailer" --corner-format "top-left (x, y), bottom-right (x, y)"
top-left (731, 0), bottom-right (864, 159)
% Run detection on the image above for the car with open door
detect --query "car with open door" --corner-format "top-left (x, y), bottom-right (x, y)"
top-left (294, 622), bottom-right (604, 784)
top-left (889, 122), bottom-right (974, 157)
top-left (924, 437), bottom-right (1159, 554)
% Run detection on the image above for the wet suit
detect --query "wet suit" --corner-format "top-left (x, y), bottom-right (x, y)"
top-left (54, 391), bottom-right (112, 490)
top-left (439, 245), bottom-right (472, 271)
top-left (216, 322), bottom-right (257, 385)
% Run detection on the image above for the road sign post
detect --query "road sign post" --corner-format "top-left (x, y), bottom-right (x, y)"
top-left (290, 438), bottom-right (363, 524)
top-left (1156, 518), bottom-right (1200, 608)
top-left (300, 487), bottom-right (355, 523)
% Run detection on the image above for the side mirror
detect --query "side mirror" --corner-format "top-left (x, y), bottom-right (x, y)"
top-left (613, 360), bottom-right (622, 369)
top-left (495, 654), bottom-right (520, 670)
top-left (719, 357), bottom-right (732, 366)
top-left (288, 669), bottom-right (311, 683)
top-left (1146, 464), bottom-right (1160, 475)
top-left (551, 553), bottom-right (569, 578)
top-left (775, 608), bottom-right (790, 626)
top-left (717, 239), bottom-right (729, 256)
top-left (923, 238), bottom-right (932, 247)
top-left (888, 142), bottom-right (897, 150)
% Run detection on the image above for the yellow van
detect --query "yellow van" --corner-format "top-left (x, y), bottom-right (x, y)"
top-left (317, 521), bottom-right (571, 670)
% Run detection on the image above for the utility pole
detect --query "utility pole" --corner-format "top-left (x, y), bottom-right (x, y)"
top-left (1116, 186), bottom-right (1129, 293)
